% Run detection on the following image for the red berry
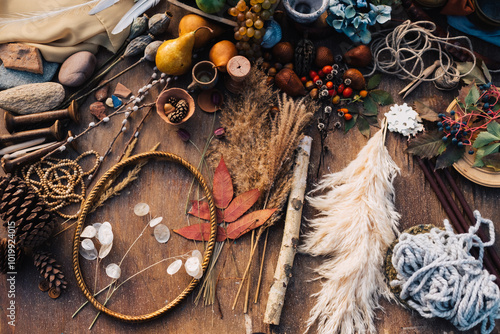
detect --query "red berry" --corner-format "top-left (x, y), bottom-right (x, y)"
top-left (312, 75), bottom-right (320, 84)
top-left (309, 70), bottom-right (317, 79)
top-left (326, 81), bottom-right (334, 89)
top-left (322, 65), bottom-right (333, 74)
top-left (344, 113), bottom-right (353, 121)
top-left (337, 83), bottom-right (345, 94)
top-left (343, 87), bottom-right (353, 98)
top-left (328, 89), bottom-right (336, 96)
top-left (318, 70), bottom-right (325, 77)
top-left (301, 76), bottom-right (307, 84)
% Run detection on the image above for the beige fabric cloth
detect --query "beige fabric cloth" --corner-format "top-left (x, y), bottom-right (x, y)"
top-left (0, 0), bottom-right (136, 63)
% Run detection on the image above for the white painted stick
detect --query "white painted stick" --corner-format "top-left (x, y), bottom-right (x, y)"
top-left (263, 135), bottom-right (312, 325)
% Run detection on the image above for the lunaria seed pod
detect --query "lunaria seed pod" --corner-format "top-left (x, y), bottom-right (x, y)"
top-left (128, 14), bottom-right (148, 40)
top-left (144, 40), bottom-right (163, 62)
top-left (148, 12), bottom-right (173, 36)
top-left (125, 34), bottom-right (153, 58)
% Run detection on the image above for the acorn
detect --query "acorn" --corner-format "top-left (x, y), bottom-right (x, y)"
top-left (343, 45), bottom-right (373, 68)
top-left (272, 42), bottom-right (294, 64)
top-left (315, 46), bottom-right (334, 68)
top-left (343, 68), bottom-right (366, 90)
top-left (275, 68), bottom-right (307, 97)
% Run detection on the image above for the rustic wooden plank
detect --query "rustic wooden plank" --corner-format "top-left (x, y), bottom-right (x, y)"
top-left (0, 1), bottom-right (499, 333)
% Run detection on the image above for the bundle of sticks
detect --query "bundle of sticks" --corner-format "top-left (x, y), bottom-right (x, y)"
top-left (417, 157), bottom-right (500, 282)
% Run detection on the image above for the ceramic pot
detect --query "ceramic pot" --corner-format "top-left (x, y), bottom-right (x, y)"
top-left (283, 0), bottom-right (328, 25)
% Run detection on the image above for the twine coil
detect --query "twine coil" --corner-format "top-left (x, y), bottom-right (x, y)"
top-left (391, 211), bottom-right (500, 334)
top-left (369, 20), bottom-right (476, 88)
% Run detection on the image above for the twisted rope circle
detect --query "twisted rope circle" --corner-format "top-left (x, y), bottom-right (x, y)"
top-left (73, 151), bottom-right (217, 322)
top-left (391, 211), bottom-right (500, 333)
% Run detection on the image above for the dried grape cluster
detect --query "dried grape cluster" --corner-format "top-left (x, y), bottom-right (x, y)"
top-left (229, 0), bottom-right (276, 58)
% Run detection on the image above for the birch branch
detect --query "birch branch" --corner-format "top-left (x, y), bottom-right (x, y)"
top-left (263, 135), bottom-right (312, 325)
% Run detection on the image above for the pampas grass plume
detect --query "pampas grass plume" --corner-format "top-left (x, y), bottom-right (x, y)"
top-left (300, 129), bottom-right (400, 334)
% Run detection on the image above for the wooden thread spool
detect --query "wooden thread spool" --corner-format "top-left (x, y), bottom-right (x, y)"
top-left (4, 100), bottom-right (79, 133)
top-left (0, 120), bottom-right (64, 149)
top-left (1, 132), bottom-right (74, 173)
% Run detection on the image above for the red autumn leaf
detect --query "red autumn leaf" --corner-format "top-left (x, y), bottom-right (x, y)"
top-left (217, 209), bottom-right (224, 224)
top-left (226, 208), bottom-right (277, 240)
top-left (174, 223), bottom-right (226, 242)
top-left (223, 189), bottom-right (261, 222)
top-left (213, 156), bottom-right (233, 209)
top-left (188, 201), bottom-right (211, 220)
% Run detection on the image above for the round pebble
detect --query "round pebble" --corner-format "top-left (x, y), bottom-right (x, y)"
top-left (58, 51), bottom-right (96, 87)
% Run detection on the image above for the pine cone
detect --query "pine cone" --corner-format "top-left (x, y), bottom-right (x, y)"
top-left (167, 97), bottom-right (178, 107)
top-left (33, 250), bottom-right (67, 296)
top-left (168, 100), bottom-right (188, 123)
top-left (0, 238), bottom-right (23, 274)
top-left (0, 177), bottom-right (55, 249)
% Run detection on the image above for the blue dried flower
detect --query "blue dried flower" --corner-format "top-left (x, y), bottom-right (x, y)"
top-left (327, 0), bottom-right (392, 44)
top-left (369, 4), bottom-right (392, 24)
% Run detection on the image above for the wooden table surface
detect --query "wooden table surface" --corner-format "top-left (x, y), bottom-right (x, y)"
top-left (1, 2), bottom-right (500, 334)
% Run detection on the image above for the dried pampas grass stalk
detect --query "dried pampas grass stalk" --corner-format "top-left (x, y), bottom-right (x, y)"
top-left (300, 126), bottom-right (400, 334)
top-left (209, 68), bottom-right (315, 309)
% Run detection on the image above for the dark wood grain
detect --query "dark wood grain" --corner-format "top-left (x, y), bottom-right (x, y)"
top-left (1, 2), bottom-right (500, 334)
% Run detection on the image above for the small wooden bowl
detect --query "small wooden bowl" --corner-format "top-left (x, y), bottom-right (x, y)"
top-left (156, 88), bottom-right (195, 125)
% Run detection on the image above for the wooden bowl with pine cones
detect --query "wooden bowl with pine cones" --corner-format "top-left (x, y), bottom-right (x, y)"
top-left (156, 88), bottom-right (195, 125)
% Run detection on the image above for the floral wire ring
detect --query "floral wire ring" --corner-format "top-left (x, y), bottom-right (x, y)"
top-left (73, 151), bottom-right (217, 322)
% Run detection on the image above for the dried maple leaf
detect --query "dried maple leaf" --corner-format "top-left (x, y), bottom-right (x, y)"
top-left (213, 156), bottom-right (233, 209)
top-left (174, 223), bottom-right (227, 242)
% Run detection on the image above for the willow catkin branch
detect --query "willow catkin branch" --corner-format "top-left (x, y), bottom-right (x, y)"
top-left (264, 136), bottom-right (312, 325)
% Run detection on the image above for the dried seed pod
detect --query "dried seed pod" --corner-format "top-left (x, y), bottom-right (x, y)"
top-left (125, 34), bottom-right (153, 58)
top-left (294, 39), bottom-right (315, 77)
top-left (129, 15), bottom-right (148, 40)
top-left (275, 68), bottom-right (307, 97)
top-left (144, 40), bottom-right (163, 62)
top-left (310, 88), bottom-right (319, 99)
top-left (148, 12), bottom-right (173, 36)
top-left (272, 42), bottom-right (294, 64)
top-left (343, 68), bottom-right (366, 90)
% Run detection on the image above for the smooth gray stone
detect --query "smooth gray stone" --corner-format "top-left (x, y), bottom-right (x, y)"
top-left (0, 60), bottom-right (59, 90)
top-left (0, 82), bottom-right (65, 115)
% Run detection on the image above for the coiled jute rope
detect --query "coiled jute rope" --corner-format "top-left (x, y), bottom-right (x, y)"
top-left (369, 20), bottom-right (476, 90)
top-left (391, 211), bottom-right (500, 334)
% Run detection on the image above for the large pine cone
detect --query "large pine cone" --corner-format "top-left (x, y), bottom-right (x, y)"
top-left (33, 250), bottom-right (67, 297)
top-left (0, 238), bottom-right (23, 274)
top-left (0, 177), bottom-right (55, 249)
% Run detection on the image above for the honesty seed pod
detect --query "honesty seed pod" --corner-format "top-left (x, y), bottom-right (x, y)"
top-left (148, 12), bottom-right (173, 36)
top-left (145, 40), bottom-right (164, 62)
top-left (129, 14), bottom-right (148, 40)
top-left (125, 34), bottom-right (154, 58)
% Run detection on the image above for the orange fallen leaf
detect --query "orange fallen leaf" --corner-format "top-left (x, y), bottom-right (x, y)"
top-left (174, 223), bottom-right (226, 242)
top-left (213, 156), bottom-right (233, 209)
top-left (223, 189), bottom-right (261, 223)
top-left (226, 208), bottom-right (277, 239)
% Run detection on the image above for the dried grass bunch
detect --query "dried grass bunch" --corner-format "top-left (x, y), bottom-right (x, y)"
top-left (210, 68), bottom-right (315, 226)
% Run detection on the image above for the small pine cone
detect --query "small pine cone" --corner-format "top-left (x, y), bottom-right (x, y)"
top-left (33, 250), bottom-right (67, 292)
top-left (176, 99), bottom-right (189, 114)
top-left (0, 177), bottom-right (55, 249)
top-left (168, 102), bottom-right (188, 123)
top-left (0, 238), bottom-right (23, 274)
top-left (167, 97), bottom-right (178, 106)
